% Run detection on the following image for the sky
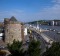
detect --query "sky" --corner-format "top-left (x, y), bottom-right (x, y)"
top-left (0, 0), bottom-right (60, 22)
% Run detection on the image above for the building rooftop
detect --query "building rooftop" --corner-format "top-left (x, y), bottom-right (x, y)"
top-left (10, 16), bottom-right (17, 22)
top-left (4, 16), bottom-right (24, 25)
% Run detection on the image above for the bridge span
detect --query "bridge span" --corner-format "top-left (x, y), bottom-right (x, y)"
top-left (27, 26), bottom-right (55, 45)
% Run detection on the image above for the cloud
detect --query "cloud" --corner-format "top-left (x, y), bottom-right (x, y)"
top-left (52, 0), bottom-right (60, 4)
top-left (34, 0), bottom-right (60, 20)
top-left (0, 10), bottom-right (26, 22)
top-left (0, 10), bottom-right (38, 22)
top-left (0, 0), bottom-right (60, 22)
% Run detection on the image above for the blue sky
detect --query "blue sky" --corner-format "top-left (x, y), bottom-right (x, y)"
top-left (0, 0), bottom-right (60, 22)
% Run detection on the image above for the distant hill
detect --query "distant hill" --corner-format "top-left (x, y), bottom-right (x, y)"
top-left (27, 20), bottom-right (49, 25)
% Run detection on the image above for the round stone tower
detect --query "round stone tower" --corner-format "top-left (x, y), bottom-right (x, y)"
top-left (4, 16), bottom-right (24, 44)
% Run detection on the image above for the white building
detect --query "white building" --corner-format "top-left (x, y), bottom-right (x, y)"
top-left (24, 27), bottom-right (28, 36)
top-left (51, 20), bottom-right (60, 26)
top-left (0, 33), bottom-right (3, 40)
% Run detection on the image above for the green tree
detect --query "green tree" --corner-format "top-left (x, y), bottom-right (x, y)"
top-left (28, 40), bottom-right (41, 56)
top-left (42, 42), bottom-right (60, 56)
top-left (7, 40), bottom-right (24, 56)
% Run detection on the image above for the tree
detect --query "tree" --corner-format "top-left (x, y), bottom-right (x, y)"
top-left (42, 42), bottom-right (60, 56)
top-left (7, 40), bottom-right (24, 56)
top-left (28, 40), bottom-right (41, 56)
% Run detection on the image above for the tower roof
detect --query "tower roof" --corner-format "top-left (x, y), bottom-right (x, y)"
top-left (10, 16), bottom-right (17, 21)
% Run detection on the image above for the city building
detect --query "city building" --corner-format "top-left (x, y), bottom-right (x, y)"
top-left (50, 20), bottom-right (60, 26)
top-left (24, 27), bottom-right (28, 36)
top-left (4, 16), bottom-right (24, 44)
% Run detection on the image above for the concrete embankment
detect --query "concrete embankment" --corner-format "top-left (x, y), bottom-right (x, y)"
top-left (27, 25), bottom-right (54, 44)
top-left (40, 33), bottom-right (54, 44)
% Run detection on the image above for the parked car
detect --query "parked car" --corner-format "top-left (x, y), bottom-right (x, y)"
top-left (57, 31), bottom-right (60, 34)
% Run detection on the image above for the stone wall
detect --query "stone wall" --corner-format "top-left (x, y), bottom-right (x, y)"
top-left (4, 23), bottom-right (24, 44)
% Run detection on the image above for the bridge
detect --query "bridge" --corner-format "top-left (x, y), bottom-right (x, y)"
top-left (26, 25), bottom-right (55, 45)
